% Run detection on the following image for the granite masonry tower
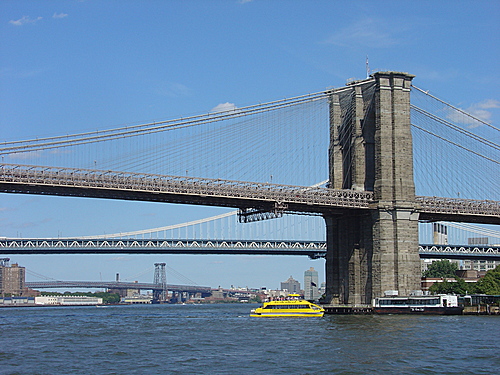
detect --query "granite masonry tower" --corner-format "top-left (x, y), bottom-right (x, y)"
top-left (325, 72), bottom-right (421, 305)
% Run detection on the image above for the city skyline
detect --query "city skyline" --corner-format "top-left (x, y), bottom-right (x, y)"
top-left (1, 1), bottom-right (499, 288)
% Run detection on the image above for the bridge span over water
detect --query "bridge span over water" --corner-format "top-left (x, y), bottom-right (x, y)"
top-left (24, 281), bottom-right (211, 295)
top-left (1, 238), bottom-right (499, 261)
top-left (1, 72), bottom-right (499, 306)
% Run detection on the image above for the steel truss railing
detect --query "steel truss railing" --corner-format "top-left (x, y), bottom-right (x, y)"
top-left (2, 238), bottom-right (500, 260)
top-left (0, 238), bottom-right (327, 259)
top-left (1, 164), bottom-right (499, 219)
top-left (0, 164), bottom-right (372, 210)
top-left (416, 196), bottom-right (500, 217)
top-left (419, 244), bottom-right (500, 260)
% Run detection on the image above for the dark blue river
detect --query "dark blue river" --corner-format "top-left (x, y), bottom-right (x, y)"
top-left (1, 304), bottom-right (498, 374)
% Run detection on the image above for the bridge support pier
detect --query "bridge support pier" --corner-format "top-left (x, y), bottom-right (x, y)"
top-left (324, 72), bottom-right (421, 305)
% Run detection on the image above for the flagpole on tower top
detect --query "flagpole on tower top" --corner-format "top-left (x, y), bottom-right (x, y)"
top-left (366, 56), bottom-right (370, 78)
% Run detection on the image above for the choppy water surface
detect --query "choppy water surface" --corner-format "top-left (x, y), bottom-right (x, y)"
top-left (1, 304), bottom-right (499, 374)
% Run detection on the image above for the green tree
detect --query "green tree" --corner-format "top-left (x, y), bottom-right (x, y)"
top-left (94, 292), bottom-right (121, 304)
top-left (475, 265), bottom-right (500, 295)
top-left (423, 260), bottom-right (458, 278)
top-left (249, 295), bottom-right (262, 303)
top-left (428, 277), bottom-right (472, 295)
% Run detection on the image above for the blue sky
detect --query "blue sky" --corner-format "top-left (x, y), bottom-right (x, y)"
top-left (1, 1), bottom-right (499, 289)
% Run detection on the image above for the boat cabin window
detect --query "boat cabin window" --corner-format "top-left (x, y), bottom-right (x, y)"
top-left (377, 298), bottom-right (441, 306)
top-left (263, 304), bottom-right (310, 309)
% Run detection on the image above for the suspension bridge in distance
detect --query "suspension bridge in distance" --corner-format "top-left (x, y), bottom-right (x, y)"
top-left (22, 262), bottom-right (212, 303)
top-left (1, 71), bottom-right (499, 307)
top-left (24, 280), bottom-right (211, 295)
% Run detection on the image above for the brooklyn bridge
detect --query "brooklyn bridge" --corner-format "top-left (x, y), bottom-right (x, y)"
top-left (1, 72), bottom-right (499, 306)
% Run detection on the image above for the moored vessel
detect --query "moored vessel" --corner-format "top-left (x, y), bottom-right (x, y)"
top-left (372, 294), bottom-right (463, 315)
top-left (250, 294), bottom-right (325, 317)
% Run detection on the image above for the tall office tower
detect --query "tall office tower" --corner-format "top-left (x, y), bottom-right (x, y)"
top-left (304, 267), bottom-right (319, 301)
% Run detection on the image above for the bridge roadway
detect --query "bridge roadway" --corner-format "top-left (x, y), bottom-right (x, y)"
top-left (24, 281), bottom-right (211, 294)
top-left (1, 164), bottom-right (499, 224)
top-left (1, 238), bottom-right (328, 258)
top-left (1, 238), bottom-right (499, 260)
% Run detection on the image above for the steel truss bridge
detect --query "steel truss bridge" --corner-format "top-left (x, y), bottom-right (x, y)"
top-left (24, 281), bottom-right (211, 294)
top-left (1, 164), bottom-right (499, 224)
top-left (2, 238), bottom-right (499, 260)
top-left (1, 238), bottom-right (328, 258)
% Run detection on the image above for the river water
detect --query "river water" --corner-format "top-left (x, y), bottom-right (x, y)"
top-left (1, 304), bottom-right (498, 374)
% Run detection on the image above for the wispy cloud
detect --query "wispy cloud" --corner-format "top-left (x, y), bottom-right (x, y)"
top-left (9, 15), bottom-right (42, 26)
top-left (53, 13), bottom-right (68, 19)
top-left (211, 102), bottom-right (237, 113)
top-left (6, 151), bottom-right (44, 160)
top-left (323, 18), bottom-right (400, 48)
top-left (466, 99), bottom-right (500, 122)
top-left (156, 82), bottom-right (192, 98)
top-left (446, 99), bottom-right (499, 127)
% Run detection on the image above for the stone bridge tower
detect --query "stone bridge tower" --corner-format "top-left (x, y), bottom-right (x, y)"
top-left (325, 72), bottom-right (421, 305)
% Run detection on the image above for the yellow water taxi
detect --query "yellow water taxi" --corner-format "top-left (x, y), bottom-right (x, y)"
top-left (250, 294), bottom-right (325, 317)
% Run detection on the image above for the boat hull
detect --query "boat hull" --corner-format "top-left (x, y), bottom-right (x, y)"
top-left (373, 307), bottom-right (463, 315)
top-left (250, 311), bottom-right (324, 318)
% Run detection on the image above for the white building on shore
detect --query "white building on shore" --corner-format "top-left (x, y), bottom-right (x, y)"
top-left (35, 296), bottom-right (103, 305)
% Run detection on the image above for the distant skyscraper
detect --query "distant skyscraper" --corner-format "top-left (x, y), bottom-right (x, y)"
top-left (304, 267), bottom-right (319, 301)
top-left (280, 275), bottom-right (300, 294)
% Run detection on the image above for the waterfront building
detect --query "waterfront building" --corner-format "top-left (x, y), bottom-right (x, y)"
top-left (121, 295), bottom-right (152, 304)
top-left (304, 267), bottom-right (320, 301)
top-left (461, 259), bottom-right (500, 272)
top-left (35, 296), bottom-right (103, 305)
top-left (280, 276), bottom-right (300, 294)
top-left (0, 259), bottom-right (25, 296)
top-left (462, 237), bottom-right (500, 272)
top-left (421, 258), bottom-right (500, 274)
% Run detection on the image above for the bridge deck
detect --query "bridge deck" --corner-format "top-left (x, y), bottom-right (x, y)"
top-left (1, 238), bottom-right (499, 260)
top-left (1, 164), bottom-right (499, 224)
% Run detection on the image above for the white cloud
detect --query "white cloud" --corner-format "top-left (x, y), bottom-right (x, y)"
top-left (53, 13), bottom-right (68, 19)
top-left (7, 151), bottom-right (44, 160)
top-left (475, 99), bottom-right (500, 110)
top-left (9, 16), bottom-right (42, 26)
top-left (211, 102), bottom-right (238, 113)
top-left (466, 99), bottom-right (500, 123)
top-left (446, 99), bottom-right (499, 127)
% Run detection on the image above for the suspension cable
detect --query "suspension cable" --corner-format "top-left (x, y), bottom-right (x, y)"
top-left (413, 86), bottom-right (500, 132)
